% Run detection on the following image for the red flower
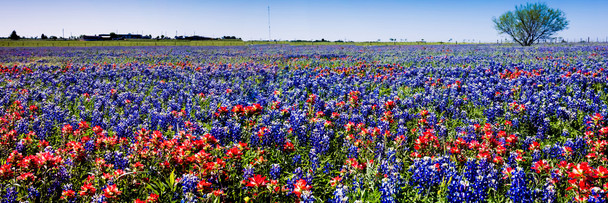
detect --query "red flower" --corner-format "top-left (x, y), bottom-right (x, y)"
top-left (16, 172), bottom-right (35, 182)
top-left (384, 100), bottom-right (396, 110)
top-left (600, 127), bottom-right (608, 135)
top-left (79, 183), bottom-right (96, 196)
top-left (246, 174), bottom-right (269, 188)
top-left (592, 113), bottom-right (604, 124)
top-left (257, 127), bottom-right (269, 138)
top-left (596, 166), bottom-right (608, 178)
top-left (212, 189), bottom-right (224, 197)
top-left (306, 94), bottom-right (317, 105)
top-left (0, 164), bottom-right (13, 179)
top-left (569, 162), bottom-right (592, 180)
top-left (493, 156), bottom-right (504, 165)
top-left (226, 146), bottom-right (243, 159)
top-left (197, 180), bottom-right (213, 192)
top-left (420, 109), bottom-right (429, 117)
top-left (62, 124), bottom-right (73, 135)
top-left (78, 121), bottom-right (89, 129)
top-left (293, 179), bottom-right (311, 198)
top-left (528, 141), bottom-right (540, 151)
top-left (531, 160), bottom-right (552, 173)
top-left (103, 184), bottom-right (122, 199)
top-left (502, 167), bottom-right (514, 179)
top-left (92, 125), bottom-right (104, 134)
top-left (330, 176), bottom-right (342, 187)
top-left (232, 105), bottom-right (244, 114)
top-left (147, 193), bottom-right (159, 202)
top-left (61, 189), bottom-right (75, 199)
top-left (283, 141), bottom-right (295, 152)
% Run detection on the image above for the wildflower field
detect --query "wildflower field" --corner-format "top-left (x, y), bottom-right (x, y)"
top-left (1, 44), bottom-right (608, 202)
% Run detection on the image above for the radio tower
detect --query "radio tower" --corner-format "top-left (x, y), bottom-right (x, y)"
top-left (267, 0), bottom-right (271, 41)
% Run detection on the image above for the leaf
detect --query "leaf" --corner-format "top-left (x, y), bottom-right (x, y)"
top-left (169, 169), bottom-right (176, 187)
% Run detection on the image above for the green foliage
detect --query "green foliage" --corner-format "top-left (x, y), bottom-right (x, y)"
top-left (146, 170), bottom-right (180, 203)
top-left (493, 2), bottom-right (568, 46)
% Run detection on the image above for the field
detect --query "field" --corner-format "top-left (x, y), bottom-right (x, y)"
top-left (0, 44), bottom-right (607, 202)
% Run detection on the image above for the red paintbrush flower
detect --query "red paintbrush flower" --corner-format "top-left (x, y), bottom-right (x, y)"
top-left (330, 176), bottom-right (342, 187)
top-left (384, 100), bottom-right (396, 110)
top-left (595, 166), bottom-right (608, 179)
top-left (283, 141), bottom-right (295, 152)
top-left (78, 121), bottom-right (89, 129)
top-left (246, 174), bottom-right (269, 188)
top-left (62, 124), bottom-right (73, 135)
top-left (599, 127), bottom-right (608, 136)
top-left (568, 162), bottom-right (592, 180)
top-left (79, 183), bottom-right (96, 196)
top-left (147, 193), bottom-right (160, 202)
top-left (61, 190), bottom-right (75, 200)
top-left (103, 184), bottom-right (122, 199)
top-left (531, 160), bottom-right (552, 173)
top-left (293, 179), bottom-right (311, 198)
top-left (0, 164), bottom-right (13, 179)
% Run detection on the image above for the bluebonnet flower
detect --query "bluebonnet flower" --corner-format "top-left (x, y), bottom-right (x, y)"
top-left (588, 188), bottom-right (607, 203)
top-left (113, 151), bottom-right (129, 170)
top-left (14, 141), bottom-right (24, 153)
top-left (408, 156), bottom-right (455, 195)
top-left (180, 173), bottom-right (199, 202)
top-left (292, 154), bottom-right (301, 165)
top-left (379, 177), bottom-right (396, 203)
top-left (330, 185), bottom-right (349, 203)
top-left (541, 181), bottom-right (556, 203)
top-left (242, 165), bottom-right (254, 180)
top-left (270, 164), bottom-right (281, 180)
top-left (2, 187), bottom-right (18, 203)
top-left (309, 148), bottom-right (319, 172)
top-left (27, 186), bottom-right (40, 200)
top-left (347, 145), bottom-right (358, 159)
top-left (508, 168), bottom-right (534, 203)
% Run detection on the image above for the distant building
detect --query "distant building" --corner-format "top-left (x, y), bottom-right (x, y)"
top-left (80, 33), bottom-right (151, 41)
top-left (176, 35), bottom-right (216, 40)
top-left (81, 35), bottom-right (102, 41)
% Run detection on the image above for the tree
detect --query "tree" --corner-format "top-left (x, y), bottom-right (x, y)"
top-left (493, 2), bottom-right (568, 46)
top-left (9, 30), bottom-right (20, 40)
top-left (41, 34), bottom-right (48, 39)
top-left (109, 32), bottom-right (118, 40)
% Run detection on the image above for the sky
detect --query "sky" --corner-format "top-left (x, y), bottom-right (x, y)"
top-left (2, 0), bottom-right (607, 42)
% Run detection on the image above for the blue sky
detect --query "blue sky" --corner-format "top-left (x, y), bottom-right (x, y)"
top-left (2, 0), bottom-right (607, 42)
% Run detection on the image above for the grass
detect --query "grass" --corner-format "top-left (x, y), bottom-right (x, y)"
top-left (0, 39), bottom-right (470, 47)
